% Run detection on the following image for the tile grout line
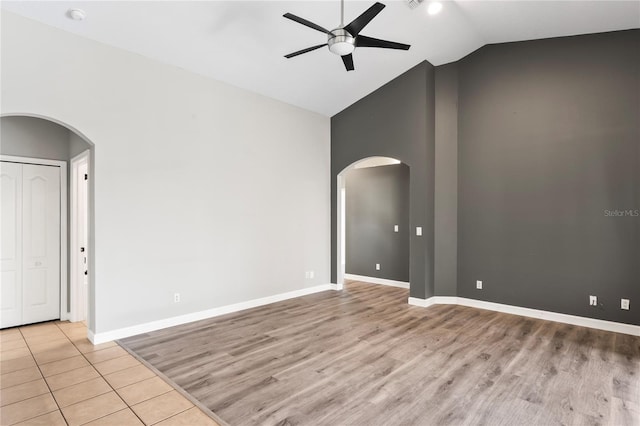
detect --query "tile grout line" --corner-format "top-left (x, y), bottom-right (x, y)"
top-left (18, 326), bottom-right (69, 426)
top-left (4, 321), bottom-right (215, 426)
top-left (53, 322), bottom-right (150, 426)
top-left (5, 323), bottom-right (138, 425)
top-left (54, 323), bottom-right (191, 425)
top-left (118, 340), bottom-right (228, 426)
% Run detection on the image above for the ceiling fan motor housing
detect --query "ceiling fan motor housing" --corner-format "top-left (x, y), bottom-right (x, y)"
top-left (328, 28), bottom-right (356, 56)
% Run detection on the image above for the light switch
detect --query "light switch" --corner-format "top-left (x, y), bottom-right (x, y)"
top-left (416, 227), bottom-right (422, 236)
top-left (394, 225), bottom-right (399, 232)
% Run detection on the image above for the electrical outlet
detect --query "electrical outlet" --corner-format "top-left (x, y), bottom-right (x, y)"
top-left (174, 293), bottom-right (180, 303)
top-left (416, 227), bottom-right (422, 236)
top-left (589, 295), bottom-right (597, 306)
top-left (376, 263), bottom-right (380, 270)
top-left (621, 299), bottom-right (630, 310)
top-left (476, 280), bottom-right (482, 290)
top-left (394, 225), bottom-right (399, 232)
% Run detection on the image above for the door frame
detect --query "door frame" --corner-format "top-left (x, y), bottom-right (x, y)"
top-left (70, 150), bottom-right (90, 322)
top-left (1, 155), bottom-right (68, 321)
top-left (336, 157), bottom-right (408, 292)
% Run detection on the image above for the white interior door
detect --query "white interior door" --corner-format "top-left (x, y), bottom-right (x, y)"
top-left (22, 164), bottom-right (60, 324)
top-left (0, 161), bottom-right (60, 328)
top-left (78, 161), bottom-right (88, 322)
top-left (1, 162), bottom-right (23, 328)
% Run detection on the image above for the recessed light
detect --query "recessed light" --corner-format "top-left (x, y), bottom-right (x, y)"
top-left (67, 8), bottom-right (86, 21)
top-left (427, 1), bottom-right (443, 16)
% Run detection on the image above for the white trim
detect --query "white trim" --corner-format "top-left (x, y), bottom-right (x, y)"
top-left (408, 297), bottom-right (433, 308)
top-left (1, 155), bottom-right (68, 322)
top-left (406, 296), bottom-right (640, 337)
top-left (408, 296), bottom-right (457, 307)
top-left (90, 284), bottom-right (339, 344)
top-left (70, 150), bottom-right (90, 323)
top-left (345, 274), bottom-right (410, 289)
top-left (1, 155), bottom-right (65, 168)
top-left (336, 175), bottom-right (346, 288)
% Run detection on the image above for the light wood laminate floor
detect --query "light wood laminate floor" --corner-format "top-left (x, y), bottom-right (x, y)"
top-left (120, 281), bottom-right (640, 426)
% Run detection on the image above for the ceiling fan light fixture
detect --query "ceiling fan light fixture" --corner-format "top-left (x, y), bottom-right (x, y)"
top-left (427, 1), bottom-right (443, 16)
top-left (283, 2), bottom-right (410, 71)
top-left (328, 29), bottom-right (356, 56)
top-left (329, 41), bottom-right (356, 56)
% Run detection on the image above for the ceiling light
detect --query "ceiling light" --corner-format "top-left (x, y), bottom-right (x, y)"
top-left (328, 29), bottom-right (356, 57)
top-left (67, 9), bottom-right (86, 21)
top-left (427, 2), bottom-right (443, 16)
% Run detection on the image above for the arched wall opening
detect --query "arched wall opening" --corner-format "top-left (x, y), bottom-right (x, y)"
top-left (330, 61), bottom-right (436, 301)
top-left (336, 157), bottom-right (410, 290)
top-left (0, 113), bottom-right (96, 332)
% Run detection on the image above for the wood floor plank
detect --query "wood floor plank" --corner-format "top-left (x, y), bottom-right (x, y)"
top-left (119, 281), bottom-right (640, 426)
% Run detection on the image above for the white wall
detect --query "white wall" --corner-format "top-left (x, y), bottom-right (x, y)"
top-left (1, 12), bottom-right (331, 334)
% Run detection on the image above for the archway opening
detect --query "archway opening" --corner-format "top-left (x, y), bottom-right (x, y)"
top-left (336, 157), bottom-right (410, 291)
top-left (0, 114), bottom-right (95, 331)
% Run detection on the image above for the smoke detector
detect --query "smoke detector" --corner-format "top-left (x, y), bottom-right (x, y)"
top-left (67, 9), bottom-right (86, 21)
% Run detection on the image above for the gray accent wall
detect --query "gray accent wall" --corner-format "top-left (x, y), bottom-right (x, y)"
top-left (332, 61), bottom-right (436, 299)
top-left (457, 30), bottom-right (639, 325)
top-left (333, 30), bottom-right (639, 326)
top-left (434, 63), bottom-right (459, 297)
top-left (345, 164), bottom-right (410, 281)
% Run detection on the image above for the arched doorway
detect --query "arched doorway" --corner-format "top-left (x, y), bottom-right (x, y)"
top-left (0, 114), bottom-right (95, 330)
top-left (336, 156), bottom-right (410, 290)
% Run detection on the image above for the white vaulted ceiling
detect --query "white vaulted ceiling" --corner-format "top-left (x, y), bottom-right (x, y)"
top-left (2, 1), bottom-right (638, 116)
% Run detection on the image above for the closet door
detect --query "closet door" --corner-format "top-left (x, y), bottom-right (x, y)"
top-left (1, 162), bottom-right (23, 328)
top-left (22, 164), bottom-right (60, 324)
top-left (0, 161), bottom-right (60, 328)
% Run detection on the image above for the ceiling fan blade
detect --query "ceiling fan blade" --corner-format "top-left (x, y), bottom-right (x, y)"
top-left (284, 44), bottom-right (327, 59)
top-left (341, 53), bottom-right (355, 71)
top-left (344, 2), bottom-right (385, 36)
top-left (356, 35), bottom-right (410, 50)
top-left (283, 13), bottom-right (330, 34)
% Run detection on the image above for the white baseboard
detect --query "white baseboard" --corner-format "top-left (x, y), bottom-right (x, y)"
top-left (407, 296), bottom-right (640, 337)
top-left (90, 284), bottom-right (338, 345)
top-left (408, 296), bottom-right (457, 308)
top-left (408, 297), bottom-right (432, 307)
top-left (344, 273), bottom-right (410, 289)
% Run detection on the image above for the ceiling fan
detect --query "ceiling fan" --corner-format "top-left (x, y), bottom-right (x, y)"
top-left (283, 0), bottom-right (410, 71)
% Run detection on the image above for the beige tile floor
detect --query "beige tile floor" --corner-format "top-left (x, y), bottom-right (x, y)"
top-left (0, 321), bottom-right (220, 426)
